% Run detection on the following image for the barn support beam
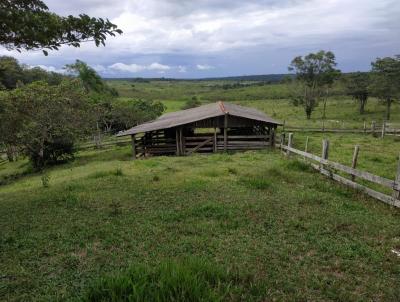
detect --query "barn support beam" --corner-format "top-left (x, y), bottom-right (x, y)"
top-left (213, 127), bottom-right (217, 153)
top-left (175, 128), bottom-right (180, 156)
top-left (224, 114), bottom-right (228, 152)
top-left (180, 128), bottom-right (185, 156)
top-left (131, 134), bottom-right (136, 160)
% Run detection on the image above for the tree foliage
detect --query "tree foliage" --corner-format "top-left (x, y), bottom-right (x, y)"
top-left (0, 80), bottom-right (92, 169)
top-left (343, 72), bottom-right (371, 114)
top-left (110, 99), bottom-right (165, 132)
top-left (0, 0), bottom-right (122, 55)
top-left (0, 56), bottom-right (66, 89)
top-left (182, 96), bottom-right (201, 110)
top-left (370, 55), bottom-right (400, 120)
top-left (288, 50), bottom-right (340, 119)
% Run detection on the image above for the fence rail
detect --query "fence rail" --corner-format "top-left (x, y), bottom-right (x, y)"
top-left (277, 134), bottom-right (400, 208)
top-left (283, 120), bottom-right (400, 137)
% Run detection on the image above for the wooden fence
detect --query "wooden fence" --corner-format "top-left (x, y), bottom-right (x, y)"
top-left (283, 120), bottom-right (400, 138)
top-left (277, 133), bottom-right (400, 208)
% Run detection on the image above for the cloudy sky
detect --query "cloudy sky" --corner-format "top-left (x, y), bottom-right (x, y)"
top-left (1, 0), bottom-right (399, 78)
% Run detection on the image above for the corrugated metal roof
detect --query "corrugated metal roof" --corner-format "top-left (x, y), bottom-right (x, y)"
top-left (117, 101), bottom-right (282, 136)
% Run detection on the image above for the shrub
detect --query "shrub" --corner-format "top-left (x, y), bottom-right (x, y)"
top-left (182, 97), bottom-right (201, 110)
top-left (41, 174), bottom-right (50, 188)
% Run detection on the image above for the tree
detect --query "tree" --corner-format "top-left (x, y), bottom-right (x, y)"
top-left (182, 96), bottom-right (201, 110)
top-left (0, 56), bottom-right (24, 89)
top-left (0, 80), bottom-right (92, 169)
top-left (370, 55), bottom-right (400, 120)
top-left (0, 0), bottom-right (122, 55)
top-left (288, 50), bottom-right (340, 119)
top-left (343, 72), bottom-right (370, 114)
top-left (65, 60), bottom-right (118, 98)
top-left (111, 99), bottom-right (165, 132)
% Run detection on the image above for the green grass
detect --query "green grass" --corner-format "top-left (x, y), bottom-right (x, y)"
top-left (108, 79), bottom-right (400, 128)
top-left (1, 144), bottom-right (399, 301)
top-left (80, 258), bottom-right (255, 302)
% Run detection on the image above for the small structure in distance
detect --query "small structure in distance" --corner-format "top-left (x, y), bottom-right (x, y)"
top-left (117, 101), bottom-right (282, 158)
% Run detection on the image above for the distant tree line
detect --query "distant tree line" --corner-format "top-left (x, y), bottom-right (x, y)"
top-left (288, 51), bottom-right (400, 120)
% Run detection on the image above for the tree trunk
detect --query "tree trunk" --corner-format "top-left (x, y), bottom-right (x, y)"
top-left (6, 145), bottom-right (15, 162)
top-left (305, 107), bottom-right (312, 120)
top-left (359, 99), bottom-right (365, 114)
top-left (386, 98), bottom-right (392, 120)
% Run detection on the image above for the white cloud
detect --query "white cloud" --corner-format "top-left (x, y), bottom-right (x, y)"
top-left (32, 65), bottom-right (67, 74)
top-left (147, 62), bottom-right (170, 71)
top-left (197, 64), bottom-right (214, 70)
top-left (178, 66), bottom-right (187, 73)
top-left (108, 62), bottom-right (171, 73)
top-left (92, 64), bottom-right (107, 72)
top-left (109, 63), bottom-right (146, 73)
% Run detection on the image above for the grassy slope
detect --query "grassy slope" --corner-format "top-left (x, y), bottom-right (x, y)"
top-left (1, 146), bottom-right (399, 301)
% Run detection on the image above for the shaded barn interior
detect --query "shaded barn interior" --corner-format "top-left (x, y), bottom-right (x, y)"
top-left (117, 101), bottom-right (281, 158)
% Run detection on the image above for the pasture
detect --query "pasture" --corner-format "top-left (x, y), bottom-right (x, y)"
top-left (1, 137), bottom-right (400, 301)
top-left (108, 79), bottom-right (400, 128)
top-left (1, 79), bottom-right (400, 301)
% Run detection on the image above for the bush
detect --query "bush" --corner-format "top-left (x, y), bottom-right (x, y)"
top-left (182, 97), bottom-right (201, 110)
top-left (80, 259), bottom-right (232, 302)
top-left (28, 136), bottom-right (75, 169)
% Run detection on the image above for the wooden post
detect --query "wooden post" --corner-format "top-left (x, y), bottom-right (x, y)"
top-left (322, 119), bottom-right (325, 132)
top-left (351, 145), bottom-right (360, 181)
top-left (270, 127), bottom-right (275, 148)
top-left (179, 128), bottom-right (185, 156)
top-left (393, 155), bottom-right (400, 200)
top-left (371, 121), bottom-right (376, 136)
top-left (143, 133), bottom-right (147, 157)
top-left (286, 133), bottom-right (293, 156)
top-left (131, 134), bottom-right (136, 160)
top-left (321, 139), bottom-right (329, 171)
top-left (282, 120), bottom-right (285, 132)
top-left (224, 114), bottom-right (228, 152)
top-left (363, 121), bottom-right (366, 134)
top-left (280, 133), bottom-right (286, 151)
top-left (381, 120), bottom-right (386, 139)
top-left (304, 136), bottom-right (309, 154)
top-left (213, 127), bottom-right (217, 153)
top-left (175, 129), bottom-right (180, 156)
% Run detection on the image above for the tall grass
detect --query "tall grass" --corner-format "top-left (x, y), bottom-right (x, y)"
top-left (80, 259), bottom-right (233, 302)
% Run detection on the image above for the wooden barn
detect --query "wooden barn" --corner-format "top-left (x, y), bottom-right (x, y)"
top-left (117, 101), bottom-right (282, 158)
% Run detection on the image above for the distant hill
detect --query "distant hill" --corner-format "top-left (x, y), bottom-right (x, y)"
top-left (104, 74), bottom-right (292, 83)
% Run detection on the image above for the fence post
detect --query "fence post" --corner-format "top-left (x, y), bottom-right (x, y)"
top-left (270, 127), bottom-right (275, 148)
top-left (371, 121), bottom-right (376, 136)
top-left (280, 133), bottom-right (286, 151)
top-left (363, 121), bottom-right (366, 134)
top-left (305, 136), bottom-right (309, 153)
top-left (381, 120), bottom-right (386, 138)
top-left (287, 133), bottom-right (293, 156)
top-left (393, 155), bottom-right (400, 200)
top-left (321, 139), bottom-right (329, 171)
top-left (304, 136), bottom-right (309, 160)
top-left (282, 120), bottom-right (286, 133)
top-left (322, 120), bottom-right (325, 132)
top-left (351, 145), bottom-right (360, 181)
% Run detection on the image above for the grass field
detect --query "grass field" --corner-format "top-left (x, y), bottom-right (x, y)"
top-left (2, 79), bottom-right (400, 301)
top-left (1, 143), bottom-right (400, 301)
top-left (109, 80), bottom-right (400, 129)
